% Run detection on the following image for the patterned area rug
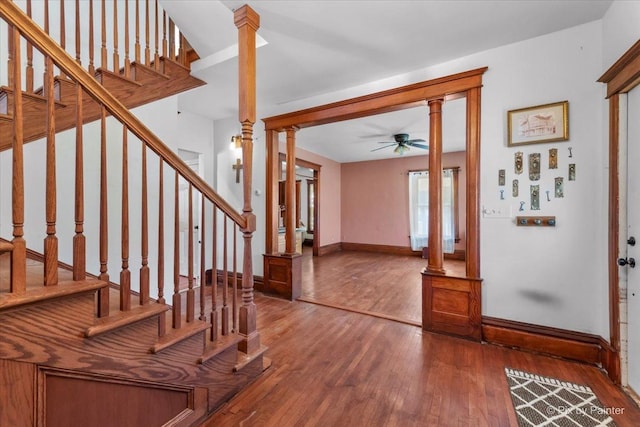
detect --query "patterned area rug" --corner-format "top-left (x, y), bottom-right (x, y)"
top-left (505, 368), bottom-right (617, 426)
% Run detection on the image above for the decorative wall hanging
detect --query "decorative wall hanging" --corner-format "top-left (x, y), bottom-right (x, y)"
top-left (569, 163), bottom-right (576, 181)
top-left (515, 152), bottom-right (524, 174)
top-left (549, 148), bottom-right (558, 169)
top-left (500, 189), bottom-right (505, 200)
top-left (516, 216), bottom-right (556, 227)
top-left (519, 201), bottom-right (525, 211)
top-left (545, 190), bottom-right (551, 202)
top-left (529, 153), bottom-right (540, 181)
top-left (530, 185), bottom-right (540, 210)
top-left (568, 147), bottom-right (573, 158)
top-left (512, 179), bottom-right (519, 197)
top-left (555, 177), bottom-right (564, 198)
top-left (499, 169), bottom-right (506, 186)
top-left (507, 100), bottom-right (569, 146)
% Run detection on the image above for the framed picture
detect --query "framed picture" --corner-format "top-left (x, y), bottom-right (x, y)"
top-left (507, 101), bottom-right (569, 146)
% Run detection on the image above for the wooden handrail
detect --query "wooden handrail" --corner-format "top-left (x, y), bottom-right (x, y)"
top-left (0, 1), bottom-right (246, 228)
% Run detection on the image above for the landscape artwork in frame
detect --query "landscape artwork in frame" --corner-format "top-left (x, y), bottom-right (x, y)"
top-left (507, 101), bottom-right (569, 146)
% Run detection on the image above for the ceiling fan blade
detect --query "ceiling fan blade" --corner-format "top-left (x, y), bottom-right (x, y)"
top-left (407, 142), bottom-right (429, 150)
top-left (376, 141), bottom-right (394, 144)
top-left (407, 138), bottom-right (426, 143)
top-left (371, 144), bottom-right (397, 152)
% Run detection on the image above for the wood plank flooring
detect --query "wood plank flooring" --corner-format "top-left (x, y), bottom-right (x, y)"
top-left (205, 294), bottom-right (640, 426)
top-left (206, 250), bottom-right (639, 426)
top-left (299, 248), bottom-right (463, 325)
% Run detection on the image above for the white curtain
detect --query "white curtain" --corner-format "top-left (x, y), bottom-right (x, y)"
top-left (408, 170), bottom-right (455, 253)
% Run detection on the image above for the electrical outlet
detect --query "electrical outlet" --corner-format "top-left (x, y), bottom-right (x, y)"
top-left (482, 205), bottom-right (512, 218)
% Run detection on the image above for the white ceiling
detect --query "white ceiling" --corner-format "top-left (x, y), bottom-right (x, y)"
top-left (160, 0), bottom-right (613, 163)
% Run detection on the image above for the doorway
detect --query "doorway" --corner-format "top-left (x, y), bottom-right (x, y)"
top-left (178, 149), bottom-right (202, 279)
top-left (623, 87), bottom-right (640, 397)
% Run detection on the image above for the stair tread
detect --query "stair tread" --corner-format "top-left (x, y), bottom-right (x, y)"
top-left (85, 302), bottom-right (169, 338)
top-left (234, 345), bottom-right (269, 372)
top-left (130, 61), bottom-right (171, 81)
top-left (198, 333), bottom-right (243, 364)
top-left (96, 67), bottom-right (143, 88)
top-left (0, 279), bottom-right (107, 311)
top-left (0, 85), bottom-right (68, 108)
top-left (150, 318), bottom-right (209, 354)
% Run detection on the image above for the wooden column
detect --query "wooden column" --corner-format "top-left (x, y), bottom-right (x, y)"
top-left (466, 87), bottom-right (481, 278)
top-left (265, 129), bottom-right (280, 255)
top-left (285, 127), bottom-right (297, 254)
top-left (234, 4), bottom-right (260, 355)
top-left (427, 99), bottom-right (445, 274)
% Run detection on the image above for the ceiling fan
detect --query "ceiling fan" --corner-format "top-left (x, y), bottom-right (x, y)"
top-left (371, 133), bottom-right (428, 155)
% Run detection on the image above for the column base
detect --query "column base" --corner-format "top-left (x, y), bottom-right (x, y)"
top-left (262, 253), bottom-right (302, 300)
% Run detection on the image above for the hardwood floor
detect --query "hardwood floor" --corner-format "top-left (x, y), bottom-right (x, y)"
top-left (205, 294), bottom-right (640, 426)
top-left (299, 248), bottom-right (464, 325)
top-left (206, 250), bottom-right (639, 425)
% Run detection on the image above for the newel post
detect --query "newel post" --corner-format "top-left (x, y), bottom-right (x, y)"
top-left (235, 4), bottom-right (261, 354)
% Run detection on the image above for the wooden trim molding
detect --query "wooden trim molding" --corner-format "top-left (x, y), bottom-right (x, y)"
top-left (597, 38), bottom-right (640, 385)
top-left (598, 39), bottom-right (640, 98)
top-left (318, 242), bottom-right (342, 256)
top-left (482, 316), bottom-right (610, 367)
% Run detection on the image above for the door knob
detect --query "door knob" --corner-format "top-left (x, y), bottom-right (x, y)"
top-left (628, 236), bottom-right (636, 246)
top-left (618, 257), bottom-right (636, 268)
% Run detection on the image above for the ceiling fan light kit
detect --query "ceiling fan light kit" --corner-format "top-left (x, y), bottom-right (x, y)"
top-left (371, 133), bottom-right (428, 155)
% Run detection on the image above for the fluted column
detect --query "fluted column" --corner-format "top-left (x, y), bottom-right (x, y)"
top-left (427, 99), bottom-right (445, 274)
top-left (285, 126), bottom-right (297, 254)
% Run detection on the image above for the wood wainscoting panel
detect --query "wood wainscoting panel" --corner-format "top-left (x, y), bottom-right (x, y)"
top-left (0, 359), bottom-right (35, 427)
top-left (40, 368), bottom-right (197, 427)
top-left (422, 273), bottom-right (482, 341)
top-left (262, 254), bottom-right (302, 300)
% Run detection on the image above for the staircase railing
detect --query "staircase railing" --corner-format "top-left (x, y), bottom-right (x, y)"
top-left (0, 1), bottom-right (260, 356)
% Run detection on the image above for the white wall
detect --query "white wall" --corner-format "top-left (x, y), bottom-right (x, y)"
top-left (602, 0), bottom-right (640, 69)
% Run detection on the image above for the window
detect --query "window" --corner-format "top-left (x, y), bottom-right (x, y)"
top-left (408, 168), bottom-right (459, 253)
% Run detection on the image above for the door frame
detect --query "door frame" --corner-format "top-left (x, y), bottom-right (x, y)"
top-left (263, 67), bottom-right (486, 278)
top-left (598, 39), bottom-right (640, 385)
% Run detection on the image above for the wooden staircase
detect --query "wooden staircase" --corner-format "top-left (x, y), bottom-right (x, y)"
top-left (0, 1), bottom-right (265, 425)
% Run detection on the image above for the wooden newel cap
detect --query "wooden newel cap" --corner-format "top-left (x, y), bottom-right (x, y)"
top-left (234, 5), bottom-right (260, 31)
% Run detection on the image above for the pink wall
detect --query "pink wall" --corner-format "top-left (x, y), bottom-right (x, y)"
top-left (279, 144), bottom-right (342, 247)
top-left (340, 151), bottom-right (466, 250)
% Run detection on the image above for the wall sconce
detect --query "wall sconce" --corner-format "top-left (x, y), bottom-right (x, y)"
top-left (231, 135), bottom-right (243, 183)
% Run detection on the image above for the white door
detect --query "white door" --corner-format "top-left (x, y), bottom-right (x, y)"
top-left (625, 87), bottom-right (640, 394)
top-left (179, 158), bottom-right (201, 279)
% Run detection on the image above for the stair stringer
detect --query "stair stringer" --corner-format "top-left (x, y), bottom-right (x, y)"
top-left (0, 291), bottom-right (265, 425)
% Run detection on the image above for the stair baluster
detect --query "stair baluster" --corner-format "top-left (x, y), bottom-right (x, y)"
top-left (10, 25), bottom-right (26, 294)
top-left (120, 125), bottom-right (131, 311)
top-left (222, 215), bottom-right (229, 336)
top-left (25, 0), bottom-right (33, 92)
top-left (211, 206), bottom-right (218, 341)
top-left (144, 0), bottom-right (150, 66)
top-left (172, 171), bottom-right (181, 330)
top-left (140, 144), bottom-right (150, 305)
top-left (168, 17), bottom-right (175, 62)
top-left (73, 80), bottom-right (86, 281)
top-left (124, 0), bottom-right (131, 78)
top-left (199, 198), bottom-right (206, 321)
top-left (162, 10), bottom-right (167, 58)
top-left (233, 223), bottom-right (238, 332)
top-left (157, 159), bottom-right (166, 337)
top-left (154, 0), bottom-right (160, 71)
top-left (100, 0), bottom-right (106, 70)
top-left (88, 0), bottom-right (95, 75)
top-left (59, 0), bottom-right (65, 78)
top-left (44, 55), bottom-right (58, 286)
top-left (187, 183), bottom-right (195, 323)
top-left (98, 105), bottom-right (109, 317)
top-left (74, 0), bottom-right (80, 65)
top-left (113, 0), bottom-right (119, 74)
